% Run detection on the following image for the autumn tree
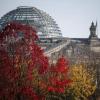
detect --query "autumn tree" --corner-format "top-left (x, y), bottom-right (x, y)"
top-left (68, 64), bottom-right (96, 100)
top-left (0, 22), bottom-right (48, 100)
top-left (37, 57), bottom-right (72, 100)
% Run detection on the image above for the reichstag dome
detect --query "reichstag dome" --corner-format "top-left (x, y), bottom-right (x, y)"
top-left (0, 6), bottom-right (62, 38)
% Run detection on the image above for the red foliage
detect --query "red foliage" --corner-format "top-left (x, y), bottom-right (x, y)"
top-left (47, 86), bottom-right (64, 93)
top-left (0, 22), bottom-right (72, 99)
top-left (47, 57), bottom-right (71, 94)
top-left (0, 22), bottom-right (48, 99)
top-left (0, 50), bottom-right (20, 99)
top-left (20, 87), bottom-right (39, 100)
top-left (0, 22), bottom-right (37, 41)
top-left (56, 57), bottom-right (69, 73)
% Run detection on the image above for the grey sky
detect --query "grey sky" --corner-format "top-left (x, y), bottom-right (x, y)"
top-left (0, 0), bottom-right (100, 38)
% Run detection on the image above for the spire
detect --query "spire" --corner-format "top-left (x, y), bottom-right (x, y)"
top-left (89, 21), bottom-right (98, 39)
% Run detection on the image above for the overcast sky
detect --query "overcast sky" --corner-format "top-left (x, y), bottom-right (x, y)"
top-left (0, 0), bottom-right (100, 38)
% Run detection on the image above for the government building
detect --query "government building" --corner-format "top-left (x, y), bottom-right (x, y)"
top-left (0, 6), bottom-right (100, 96)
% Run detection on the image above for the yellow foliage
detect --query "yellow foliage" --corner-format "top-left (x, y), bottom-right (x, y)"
top-left (68, 64), bottom-right (96, 100)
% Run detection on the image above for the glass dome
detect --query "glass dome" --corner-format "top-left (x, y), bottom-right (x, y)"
top-left (0, 6), bottom-right (62, 38)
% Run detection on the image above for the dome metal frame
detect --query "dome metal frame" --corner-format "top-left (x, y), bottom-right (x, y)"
top-left (0, 6), bottom-right (62, 38)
